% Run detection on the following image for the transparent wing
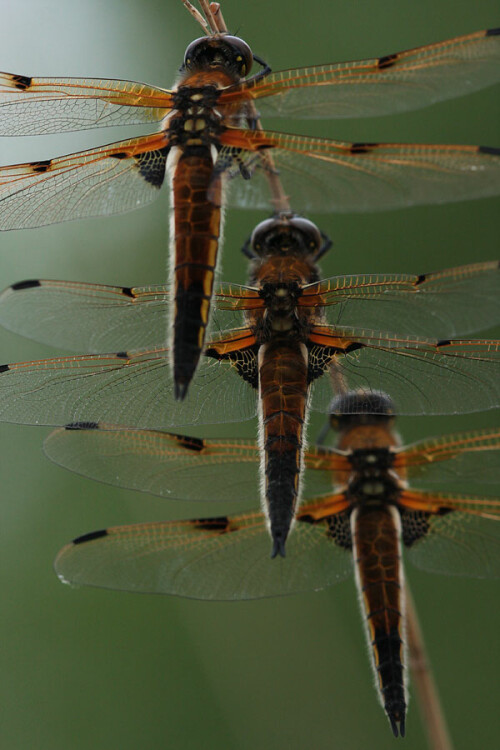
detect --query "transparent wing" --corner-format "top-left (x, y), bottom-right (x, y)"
top-left (309, 329), bottom-right (500, 415)
top-left (44, 428), bottom-right (262, 502)
top-left (394, 429), bottom-right (500, 493)
top-left (400, 490), bottom-right (500, 578)
top-left (0, 346), bottom-right (258, 428)
top-left (220, 28), bottom-right (500, 119)
top-left (54, 503), bottom-right (353, 600)
top-left (0, 133), bottom-right (169, 230)
top-left (0, 279), bottom-right (246, 352)
top-left (220, 129), bottom-right (500, 213)
top-left (0, 281), bottom-right (171, 351)
top-left (0, 73), bottom-right (172, 135)
top-left (299, 262), bottom-right (500, 337)
top-left (43, 427), bottom-right (343, 501)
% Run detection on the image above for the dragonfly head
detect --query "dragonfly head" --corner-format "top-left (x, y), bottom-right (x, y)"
top-left (183, 35), bottom-right (253, 77)
top-left (249, 214), bottom-right (323, 259)
top-left (328, 390), bottom-right (396, 432)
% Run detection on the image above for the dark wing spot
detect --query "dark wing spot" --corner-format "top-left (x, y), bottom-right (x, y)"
top-left (110, 152), bottom-right (129, 160)
top-left (12, 74), bottom-right (32, 90)
top-left (121, 287), bottom-right (135, 298)
top-left (31, 159), bottom-right (51, 173)
top-left (65, 421), bottom-right (100, 430)
top-left (0, 365), bottom-right (10, 373)
top-left (350, 143), bottom-right (377, 154)
top-left (116, 351), bottom-right (128, 359)
top-left (192, 516), bottom-right (231, 532)
top-left (135, 146), bottom-right (169, 188)
top-left (401, 510), bottom-right (429, 547)
top-left (479, 145), bottom-right (500, 156)
top-left (73, 529), bottom-right (108, 545)
top-left (175, 434), bottom-right (204, 452)
top-left (11, 279), bottom-right (41, 291)
top-left (414, 273), bottom-right (426, 285)
top-left (378, 53), bottom-right (398, 69)
top-left (436, 339), bottom-right (451, 347)
top-left (486, 27), bottom-right (500, 36)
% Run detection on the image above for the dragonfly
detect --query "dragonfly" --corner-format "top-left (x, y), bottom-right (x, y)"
top-left (51, 389), bottom-right (500, 738)
top-left (1, 213), bottom-right (499, 551)
top-left (0, 22), bottom-right (499, 398)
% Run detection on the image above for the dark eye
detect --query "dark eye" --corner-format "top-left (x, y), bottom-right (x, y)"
top-left (222, 35), bottom-right (253, 76)
top-left (250, 218), bottom-right (278, 253)
top-left (287, 217), bottom-right (322, 251)
top-left (183, 37), bottom-right (208, 70)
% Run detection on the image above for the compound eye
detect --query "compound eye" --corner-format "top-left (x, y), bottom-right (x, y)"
top-left (223, 35), bottom-right (253, 76)
top-left (183, 37), bottom-right (209, 70)
top-left (250, 217), bottom-right (279, 253)
top-left (288, 217), bottom-right (322, 251)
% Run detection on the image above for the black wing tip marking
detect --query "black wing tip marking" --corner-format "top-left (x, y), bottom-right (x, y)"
top-left (192, 516), bottom-right (230, 532)
top-left (12, 74), bottom-right (32, 90)
top-left (486, 27), bottom-right (500, 36)
top-left (175, 434), bottom-right (205, 452)
top-left (31, 159), bottom-right (52, 173)
top-left (10, 279), bottom-right (41, 291)
top-left (73, 529), bottom-right (108, 545)
top-left (65, 421), bottom-right (100, 431)
top-left (350, 143), bottom-right (377, 154)
top-left (377, 53), bottom-right (398, 69)
top-left (479, 145), bottom-right (500, 156)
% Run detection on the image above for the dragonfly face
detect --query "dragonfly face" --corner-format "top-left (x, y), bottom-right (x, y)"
top-left (181, 35), bottom-right (254, 77)
top-left (49, 391), bottom-right (500, 737)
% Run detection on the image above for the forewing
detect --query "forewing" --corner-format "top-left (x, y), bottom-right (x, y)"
top-left (300, 261), bottom-right (500, 337)
top-left (220, 130), bottom-right (500, 213)
top-left (0, 133), bottom-right (169, 230)
top-left (394, 429), bottom-right (500, 493)
top-left (220, 28), bottom-right (500, 119)
top-left (308, 329), bottom-right (500, 415)
top-left (0, 346), bottom-right (258, 427)
top-left (0, 73), bottom-right (173, 135)
top-left (0, 281), bottom-right (171, 352)
top-left (400, 490), bottom-right (500, 578)
top-left (54, 507), bottom-right (353, 600)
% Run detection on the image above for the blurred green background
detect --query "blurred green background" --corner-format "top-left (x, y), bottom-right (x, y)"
top-left (0, 1), bottom-right (499, 748)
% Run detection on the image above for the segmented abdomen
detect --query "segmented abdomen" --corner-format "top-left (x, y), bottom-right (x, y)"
top-left (351, 504), bottom-right (407, 737)
top-left (258, 340), bottom-right (309, 557)
top-left (171, 148), bottom-right (222, 397)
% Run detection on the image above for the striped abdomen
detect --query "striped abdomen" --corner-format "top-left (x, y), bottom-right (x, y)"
top-left (351, 504), bottom-right (407, 738)
top-left (171, 148), bottom-right (222, 400)
top-left (258, 340), bottom-right (308, 558)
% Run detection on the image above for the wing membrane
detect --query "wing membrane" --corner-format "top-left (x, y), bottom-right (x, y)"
top-left (0, 333), bottom-right (498, 426)
top-left (0, 133), bottom-right (169, 230)
top-left (221, 130), bottom-right (500, 213)
top-left (310, 329), bottom-right (500, 415)
top-left (394, 429), bottom-right (500, 492)
top-left (0, 281), bottom-right (171, 351)
top-left (401, 490), bottom-right (500, 578)
top-left (43, 428), bottom-right (344, 501)
top-left (0, 73), bottom-right (172, 135)
top-left (0, 347), bottom-right (258, 428)
top-left (221, 29), bottom-right (500, 119)
top-left (54, 506), bottom-right (353, 600)
top-left (300, 262), bottom-right (500, 337)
